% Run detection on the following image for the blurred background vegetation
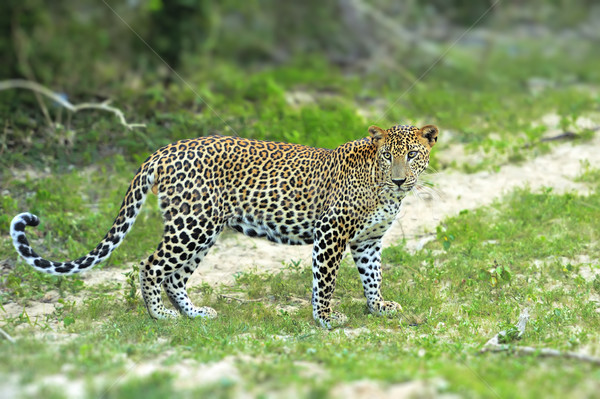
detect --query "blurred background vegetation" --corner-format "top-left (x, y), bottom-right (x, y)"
top-left (2, 3), bottom-right (600, 397)
top-left (0, 0), bottom-right (598, 169)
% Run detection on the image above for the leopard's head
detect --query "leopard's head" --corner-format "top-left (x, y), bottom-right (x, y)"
top-left (368, 124), bottom-right (438, 194)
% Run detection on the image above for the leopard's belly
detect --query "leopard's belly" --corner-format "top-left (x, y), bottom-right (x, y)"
top-left (227, 214), bottom-right (315, 245)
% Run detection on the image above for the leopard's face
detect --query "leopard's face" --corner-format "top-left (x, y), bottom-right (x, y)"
top-left (369, 124), bottom-right (439, 194)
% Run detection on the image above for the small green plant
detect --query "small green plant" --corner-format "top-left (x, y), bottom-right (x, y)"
top-left (123, 263), bottom-right (140, 308)
top-left (593, 275), bottom-right (600, 293)
top-left (55, 298), bottom-right (76, 327)
top-left (576, 159), bottom-right (600, 186)
top-left (479, 260), bottom-right (512, 287)
top-left (437, 229), bottom-right (455, 251)
top-left (286, 259), bottom-right (303, 271)
top-left (497, 320), bottom-right (524, 344)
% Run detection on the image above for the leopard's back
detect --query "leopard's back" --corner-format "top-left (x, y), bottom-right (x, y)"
top-left (150, 136), bottom-right (335, 245)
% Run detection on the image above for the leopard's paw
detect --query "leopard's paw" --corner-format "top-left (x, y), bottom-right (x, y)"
top-left (197, 306), bottom-right (217, 319)
top-left (370, 300), bottom-right (403, 316)
top-left (148, 306), bottom-right (180, 320)
top-left (316, 310), bottom-right (348, 329)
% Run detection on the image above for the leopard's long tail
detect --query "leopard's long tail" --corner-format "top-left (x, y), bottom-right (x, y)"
top-left (10, 162), bottom-right (157, 275)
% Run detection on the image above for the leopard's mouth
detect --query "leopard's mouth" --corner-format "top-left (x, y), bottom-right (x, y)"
top-left (392, 183), bottom-right (412, 191)
top-left (382, 185), bottom-right (411, 197)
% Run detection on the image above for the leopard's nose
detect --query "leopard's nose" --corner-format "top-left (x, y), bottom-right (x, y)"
top-left (392, 178), bottom-right (406, 187)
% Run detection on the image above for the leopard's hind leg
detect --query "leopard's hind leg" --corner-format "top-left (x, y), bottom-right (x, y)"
top-left (139, 241), bottom-right (179, 319)
top-left (148, 166), bottom-right (225, 319)
top-left (162, 229), bottom-right (221, 319)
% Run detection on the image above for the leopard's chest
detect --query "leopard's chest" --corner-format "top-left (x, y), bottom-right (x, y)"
top-left (351, 197), bottom-right (403, 242)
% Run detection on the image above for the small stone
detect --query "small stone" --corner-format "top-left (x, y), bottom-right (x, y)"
top-left (41, 291), bottom-right (59, 303)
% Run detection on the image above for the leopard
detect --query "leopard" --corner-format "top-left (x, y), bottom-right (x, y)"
top-left (10, 124), bottom-right (438, 328)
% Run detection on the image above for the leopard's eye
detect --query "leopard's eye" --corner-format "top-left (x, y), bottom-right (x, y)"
top-left (407, 151), bottom-right (418, 160)
top-left (383, 152), bottom-right (392, 160)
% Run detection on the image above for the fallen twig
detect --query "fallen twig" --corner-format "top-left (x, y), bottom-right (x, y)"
top-left (481, 308), bottom-right (600, 366)
top-left (0, 327), bottom-right (16, 344)
top-left (219, 294), bottom-right (263, 303)
top-left (0, 79), bottom-right (146, 130)
top-left (523, 126), bottom-right (600, 148)
top-left (481, 344), bottom-right (600, 366)
top-left (540, 131), bottom-right (579, 142)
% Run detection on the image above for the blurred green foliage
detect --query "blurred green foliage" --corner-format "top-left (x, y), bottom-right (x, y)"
top-left (0, 0), bottom-right (598, 172)
top-left (2, 0), bottom-right (597, 85)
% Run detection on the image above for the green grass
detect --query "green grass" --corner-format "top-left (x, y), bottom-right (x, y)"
top-left (2, 177), bottom-right (599, 397)
top-left (576, 160), bottom-right (600, 190)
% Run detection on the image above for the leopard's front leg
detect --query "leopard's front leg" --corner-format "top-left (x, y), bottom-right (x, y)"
top-left (311, 218), bottom-right (349, 329)
top-left (350, 239), bottom-right (402, 316)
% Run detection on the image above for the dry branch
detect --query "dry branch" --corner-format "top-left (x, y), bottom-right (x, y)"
top-left (481, 308), bottom-right (600, 366)
top-left (0, 79), bottom-right (145, 130)
top-left (219, 294), bottom-right (263, 303)
top-left (481, 344), bottom-right (600, 366)
top-left (540, 126), bottom-right (600, 142)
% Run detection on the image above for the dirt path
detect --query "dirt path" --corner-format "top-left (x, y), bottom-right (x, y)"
top-left (3, 116), bottom-right (598, 321)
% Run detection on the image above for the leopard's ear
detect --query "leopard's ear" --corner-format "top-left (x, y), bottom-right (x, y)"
top-left (368, 125), bottom-right (388, 147)
top-left (417, 125), bottom-right (439, 148)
